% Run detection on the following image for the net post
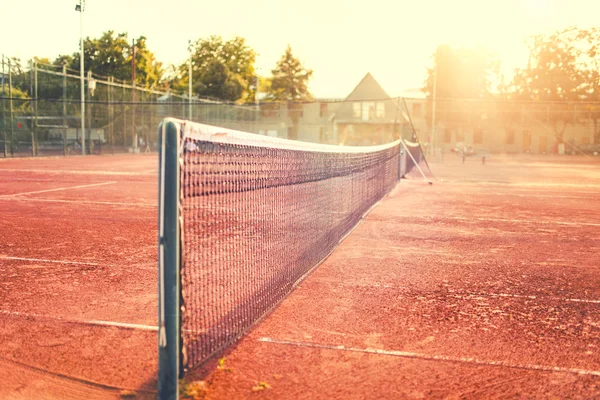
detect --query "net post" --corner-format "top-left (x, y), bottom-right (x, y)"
top-left (158, 119), bottom-right (181, 400)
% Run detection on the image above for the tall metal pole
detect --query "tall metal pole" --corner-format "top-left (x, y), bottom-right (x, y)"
top-left (78, 0), bottom-right (86, 155)
top-left (132, 38), bottom-right (137, 151)
top-left (1, 55), bottom-right (5, 157)
top-left (188, 40), bottom-right (192, 121)
top-left (62, 64), bottom-right (67, 156)
top-left (431, 63), bottom-right (437, 160)
top-left (8, 59), bottom-right (13, 156)
top-left (31, 60), bottom-right (38, 156)
top-left (109, 76), bottom-right (114, 154)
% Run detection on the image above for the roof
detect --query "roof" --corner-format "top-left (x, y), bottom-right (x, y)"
top-left (344, 73), bottom-right (390, 101)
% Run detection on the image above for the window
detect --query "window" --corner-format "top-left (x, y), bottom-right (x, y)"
top-left (412, 103), bottom-right (422, 118)
top-left (506, 129), bottom-right (515, 145)
top-left (362, 102), bottom-right (375, 121)
top-left (376, 103), bottom-right (385, 118)
top-left (444, 129), bottom-right (452, 144)
top-left (353, 103), bottom-right (361, 118)
top-left (456, 129), bottom-right (465, 142)
top-left (319, 103), bottom-right (328, 118)
top-left (473, 128), bottom-right (483, 144)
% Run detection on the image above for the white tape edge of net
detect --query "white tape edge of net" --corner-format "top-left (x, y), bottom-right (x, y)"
top-left (164, 118), bottom-right (401, 154)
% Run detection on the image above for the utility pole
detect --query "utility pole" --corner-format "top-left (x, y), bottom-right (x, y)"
top-left (132, 38), bottom-right (137, 151)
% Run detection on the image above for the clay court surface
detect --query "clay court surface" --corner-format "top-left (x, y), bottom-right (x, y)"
top-left (0, 153), bottom-right (599, 399)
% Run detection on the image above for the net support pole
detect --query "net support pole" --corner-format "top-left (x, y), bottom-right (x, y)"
top-left (158, 119), bottom-right (181, 400)
top-left (401, 139), bottom-right (431, 184)
top-left (401, 97), bottom-right (434, 182)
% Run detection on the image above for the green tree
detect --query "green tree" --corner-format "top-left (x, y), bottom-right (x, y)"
top-left (509, 28), bottom-right (587, 139)
top-left (176, 36), bottom-right (256, 102)
top-left (268, 45), bottom-right (313, 101)
top-left (53, 31), bottom-right (164, 88)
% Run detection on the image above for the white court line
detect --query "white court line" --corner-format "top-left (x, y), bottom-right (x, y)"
top-left (258, 337), bottom-right (600, 377)
top-left (332, 282), bottom-right (600, 305)
top-left (0, 181), bottom-right (117, 197)
top-left (0, 196), bottom-right (156, 207)
top-left (447, 291), bottom-right (600, 305)
top-left (0, 310), bottom-right (158, 332)
top-left (0, 256), bottom-right (100, 266)
top-left (411, 215), bottom-right (600, 228)
top-left (0, 168), bottom-right (155, 177)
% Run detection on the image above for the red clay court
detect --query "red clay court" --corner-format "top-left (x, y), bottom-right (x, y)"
top-left (1, 153), bottom-right (600, 399)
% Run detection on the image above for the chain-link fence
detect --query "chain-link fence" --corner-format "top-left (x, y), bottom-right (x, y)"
top-left (3, 58), bottom-right (600, 158)
top-left (404, 98), bottom-right (600, 157)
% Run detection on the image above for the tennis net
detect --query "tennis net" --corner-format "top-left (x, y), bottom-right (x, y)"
top-left (158, 118), bottom-right (405, 394)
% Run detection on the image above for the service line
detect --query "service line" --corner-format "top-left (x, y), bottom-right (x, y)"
top-left (0, 181), bottom-right (117, 197)
top-left (258, 337), bottom-right (600, 377)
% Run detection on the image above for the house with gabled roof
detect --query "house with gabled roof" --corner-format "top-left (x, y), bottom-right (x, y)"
top-left (326, 73), bottom-right (405, 145)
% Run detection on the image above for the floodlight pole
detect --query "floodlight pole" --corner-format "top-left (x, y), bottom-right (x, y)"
top-left (77, 0), bottom-right (86, 155)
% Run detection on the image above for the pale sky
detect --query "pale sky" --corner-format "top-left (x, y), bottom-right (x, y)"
top-left (0, 0), bottom-right (597, 98)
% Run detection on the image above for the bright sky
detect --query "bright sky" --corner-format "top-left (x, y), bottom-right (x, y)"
top-left (1, 0), bottom-right (597, 98)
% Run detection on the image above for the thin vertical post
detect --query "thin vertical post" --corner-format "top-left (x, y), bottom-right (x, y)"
top-left (87, 70), bottom-right (92, 155)
top-left (79, 0), bottom-right (85, 155)
top-left (62, 64), bottom-right (67, 156)
top-left (8, 59), bottom-right (13, 156)
top-left (188, 40), bottom-right (193, 121)
top-left (132, 39), bottom-right (137, 151)
top-left (31, 60), bottom-right (38, 156)
top-left (431, 64), bottom-right (437, 159)
top-left (109, 76), bottom-right (114, 154)
top-left (1, 55), bottom-right (5, 157)
top-left (158, 119), bottom-right (181, 400)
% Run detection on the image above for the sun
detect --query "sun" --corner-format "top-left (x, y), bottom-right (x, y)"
top-left (521, 0), bottom-right (554, 19)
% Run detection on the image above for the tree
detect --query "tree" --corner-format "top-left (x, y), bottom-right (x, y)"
top-left (509, 28), bottom-right (588, 139)
top-left (53, 31), bottom-right (164, 88)
top-left (574, 28), bottom-right (600, 143)
top-left (268, 45), bottom-right (313, 101)
top-left (175, 36), bottom-right (256, 102)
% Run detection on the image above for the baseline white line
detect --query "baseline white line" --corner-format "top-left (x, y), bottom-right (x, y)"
top-left (0, 197), bottom-right (156, 207)
top-left (0, 181), bottom-right (117, 197)
top-left (0, 310), bottom-right (158, 332)
top-left (0, 256), bottom-right (100, 266)
top-left (258, 337), bottom-right (600, 377)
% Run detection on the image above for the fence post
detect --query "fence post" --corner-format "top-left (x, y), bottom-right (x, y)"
top-left (62, 64), bottom-right (67, 156)
top-left (109, 76), bottom-right (114, 154)
top-left (8, 59), bottom-right (13, 156)
top-left (1, 55), bottom-right (5, 158)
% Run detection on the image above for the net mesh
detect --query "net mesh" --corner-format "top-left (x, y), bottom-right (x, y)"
top-left (176, 120), bottom-right (401, 370)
